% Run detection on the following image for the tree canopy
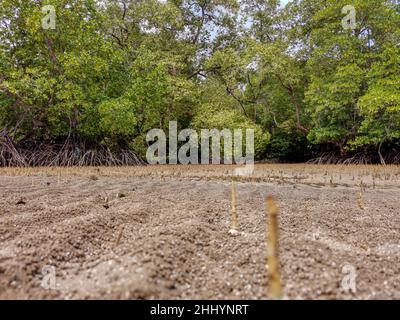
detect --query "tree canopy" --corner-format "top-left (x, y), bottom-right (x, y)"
top-left (1, 0), bottom-right (399, 165)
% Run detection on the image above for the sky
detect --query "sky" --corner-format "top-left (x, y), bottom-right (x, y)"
top-left (280, 0), bottom-right (291, 7)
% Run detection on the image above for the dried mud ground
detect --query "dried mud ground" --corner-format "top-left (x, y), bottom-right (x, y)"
top-left (0, 165), bottom-right (399, 300)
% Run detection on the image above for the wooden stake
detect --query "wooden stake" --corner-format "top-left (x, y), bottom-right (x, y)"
top-left (266, 195), bottom-right (283, 299)
top-left (357, 182), bottom-right (365, 210)
top-left (230, 178), bottom-right (238, 231)
top-left (114, 224), bottom-right (125, 247)
top-left (357, 192), bottom-right (364, 210)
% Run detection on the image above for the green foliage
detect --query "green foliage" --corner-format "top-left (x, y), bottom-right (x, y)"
top-left (302, 0), bottom-right (400, 153)
top-left (191, 103), bottom-right (270, 158)
top-left (267, 127), bottom-right (310, 161)
top-left (98, 98), bottom-right (137, 137)
top-left (353, 45), bottom-right (400, 148)
top-left (1, 0), bottom-right (399, 163)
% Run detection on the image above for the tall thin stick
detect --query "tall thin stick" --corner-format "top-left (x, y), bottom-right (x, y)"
top-left (114, 224), bottom-right (125, 247)
top-left (357, 181), bottom-right (365, 210)
top-left (231, 178), bottom-right (238, 231)
top-left (266, 195), bottom-right (283, 299)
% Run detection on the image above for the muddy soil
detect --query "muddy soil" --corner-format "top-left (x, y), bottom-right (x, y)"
top-left (0, 165), bottom-right (399, 299)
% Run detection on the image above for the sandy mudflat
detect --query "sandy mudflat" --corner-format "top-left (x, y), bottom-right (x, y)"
top-left (0, 165), bottom-right (399, 299)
